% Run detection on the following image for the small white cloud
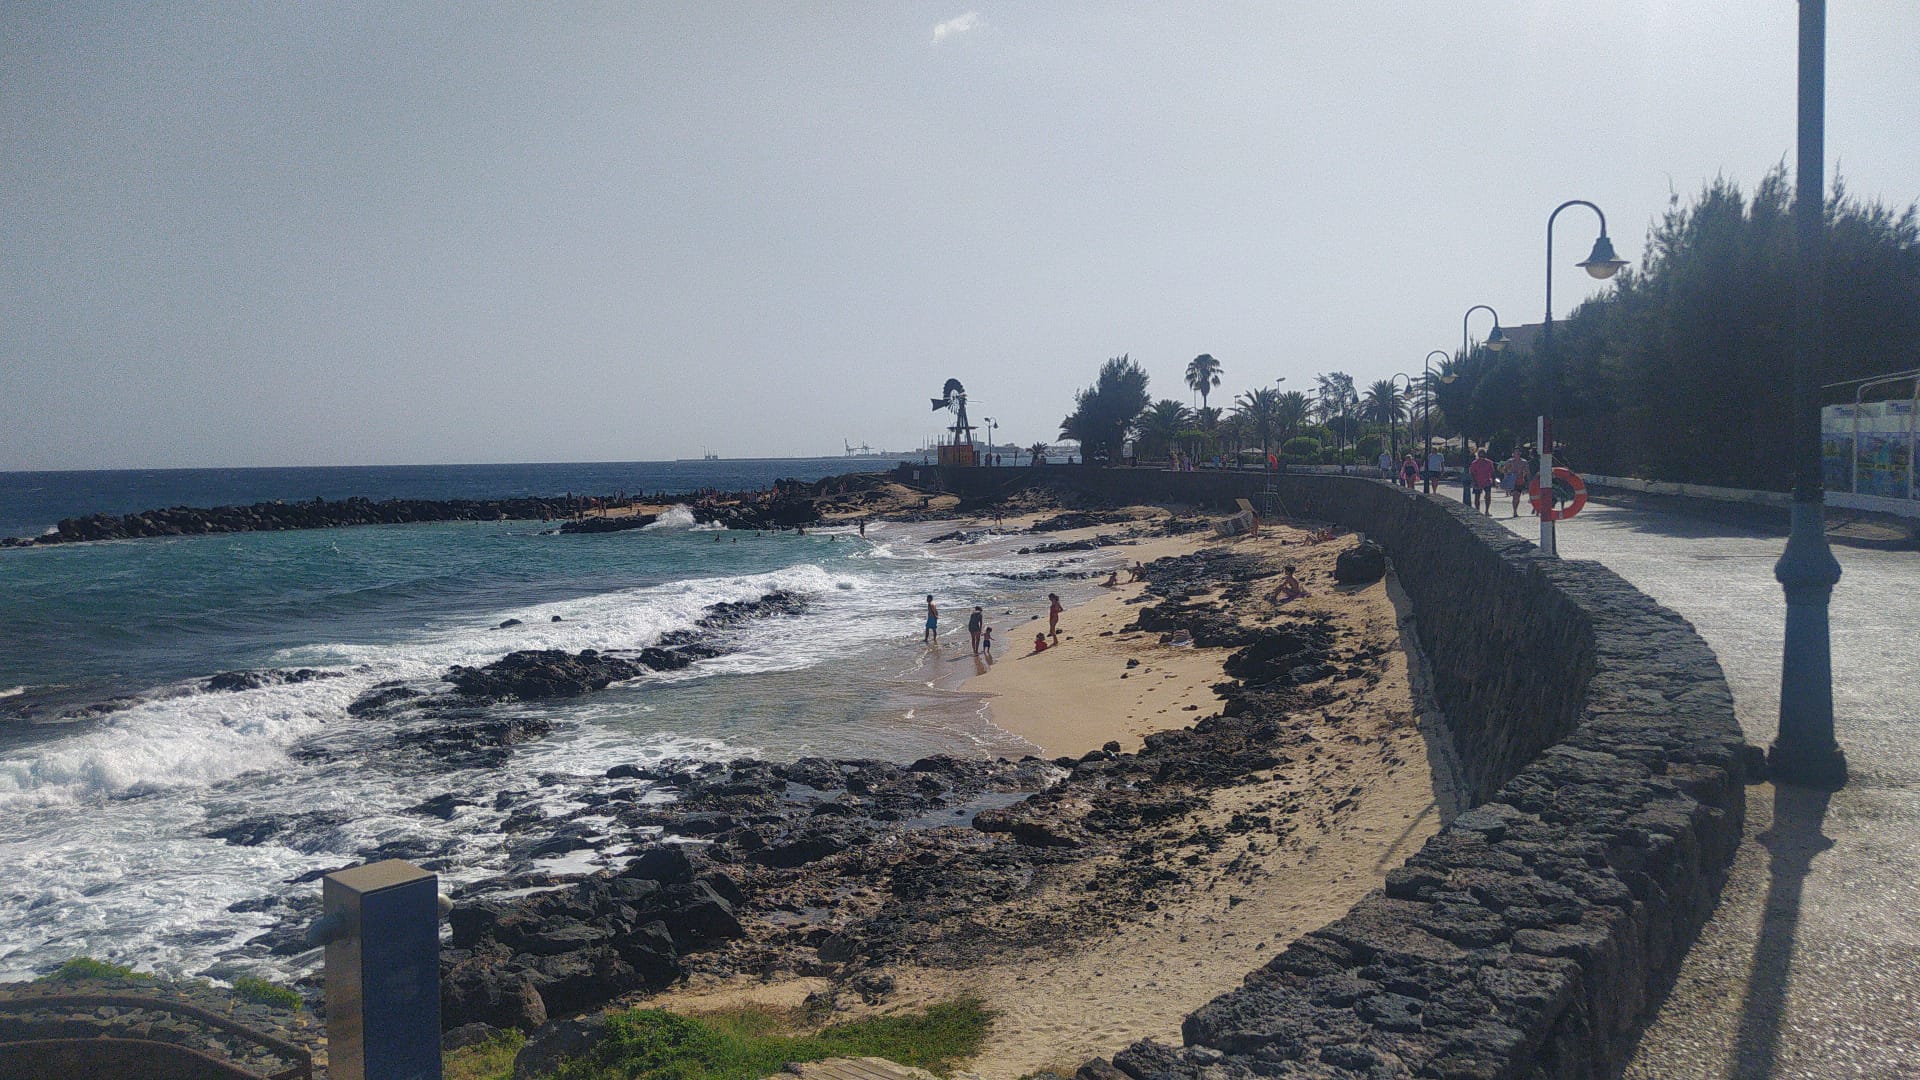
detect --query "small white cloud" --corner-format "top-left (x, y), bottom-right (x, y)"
top-left (932, 11), bottom-right (981, 43)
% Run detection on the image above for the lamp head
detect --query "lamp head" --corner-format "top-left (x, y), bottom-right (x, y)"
top-left (1485, 325), bottom-right (1508, 352)
top-left (1439, 373), bottom-right (1458, 385)
top-left (1578, 235), bottom-right (1629, 280)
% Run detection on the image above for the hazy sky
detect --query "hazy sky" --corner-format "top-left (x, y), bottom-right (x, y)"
top-left (4, 3), bottom-right (1917, 469)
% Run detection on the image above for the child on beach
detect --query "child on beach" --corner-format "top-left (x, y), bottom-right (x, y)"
top-left (981, 627), bottom-right (994, 664)
top-left (924, 595), bottom-right (938, 643)
top-left (1101, 571), bottom-right (1119, 588)
top-left (1275, 565), bottom-right (1309, 602)
top-left (1032, 632), bottom-right (1049, 653)
top-left (1047, 593), bottom-right (1063, 641)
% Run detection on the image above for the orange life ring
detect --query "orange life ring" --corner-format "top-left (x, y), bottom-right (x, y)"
top-left (1530, 467), bottom-right (1588, 521)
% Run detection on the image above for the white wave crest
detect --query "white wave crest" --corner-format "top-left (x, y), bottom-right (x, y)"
top-left (643, 505), bottom-right (699, 530)
top-left (0, 564), bottom-right (855, 806)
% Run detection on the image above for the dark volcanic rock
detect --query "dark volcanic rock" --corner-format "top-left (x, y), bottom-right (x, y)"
top-left (1332, 539), bottom-right (1387, 584)
top-left (347, 683), bottom-right (425, 717)
top-left (445, 650), bottom-right (647, 701)
top-left (557, 514), bottom-right (658, 534)
top-left (205, 668), bottom-right (342, 693)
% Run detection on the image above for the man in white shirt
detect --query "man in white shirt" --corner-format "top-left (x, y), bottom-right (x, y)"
top-left (1426, 450), bottom-right (1445, 494)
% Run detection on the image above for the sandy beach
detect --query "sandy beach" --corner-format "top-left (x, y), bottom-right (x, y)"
top-left (967, 529), bottom-right (1222, 758)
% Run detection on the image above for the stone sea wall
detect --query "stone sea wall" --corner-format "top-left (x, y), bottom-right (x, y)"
top-left (906, 465), bottom-right (1751, 1080)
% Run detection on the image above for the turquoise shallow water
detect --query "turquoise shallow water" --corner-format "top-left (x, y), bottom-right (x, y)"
top-left (0, 461), bottom-right (1103, 983)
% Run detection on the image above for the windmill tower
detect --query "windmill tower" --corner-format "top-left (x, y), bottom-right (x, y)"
top-left (930, 378), bottom-right (978, 467)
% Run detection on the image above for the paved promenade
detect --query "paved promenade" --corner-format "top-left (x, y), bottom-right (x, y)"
top-left (1477, 496), bottom-right (1918, 1078)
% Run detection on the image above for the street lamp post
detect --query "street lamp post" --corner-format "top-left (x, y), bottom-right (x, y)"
top-left (983, 417), bottom-right (997, 463)
top-left (1389, 373), bottom-right (1414, 463)
top-left (1422, 350), bottom-right (1450, 493)
top-left (1539, 201), bottom-right (1628, 555)
top-left (1772, 0), bottom-right (1847, 788)
top-left (1460, 306), bottom-right (1509, 504)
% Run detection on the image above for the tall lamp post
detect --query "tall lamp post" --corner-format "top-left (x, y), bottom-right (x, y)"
top-left (1460, 306), bottom-right (1509, 503)
top-left (1773, 0), bottom-right (1846, 788)
top-left (1422, 350), bottom-right (1451, 493)
top-left (983, 417), bottom-right (997, 463)
top-left (1389, 373), bottom-right (1414, 462)
top-left (1539, 201), bottom-right (1628, 555)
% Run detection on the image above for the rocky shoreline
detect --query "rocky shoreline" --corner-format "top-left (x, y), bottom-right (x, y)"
top-left (2, 483), bottom-right (1431, 1078)
top-left (420, 544), bottom-right (1396, 1052)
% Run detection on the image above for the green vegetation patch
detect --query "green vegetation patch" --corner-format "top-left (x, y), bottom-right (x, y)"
top-left (231, 975), bottom-right (303, 1011)
top-left (545, 997), bottom-right (991, 1080)
top-left (445, 1028), bottom-right (528, 1080)
top-left (36, 957), bottom-right (153, 983)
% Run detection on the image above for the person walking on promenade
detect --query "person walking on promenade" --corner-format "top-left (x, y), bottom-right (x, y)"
top-left (1047, 593), bottom-right (1063, 642)
top-left (923, 595), bottom-right (939, 643)
top-left (1378, 450), bottom-right (1395, 479)
top-left (1400, 453), bottom-right (1420, 489)
top-left (1503, 449), bottom-right (1531, 517)
top-left (1469, 449), bottom-right (1498, 514)
top-left (967, 606), bottom-right (985, 655)
top-left (1425, 448), bottom-right (1445, 494)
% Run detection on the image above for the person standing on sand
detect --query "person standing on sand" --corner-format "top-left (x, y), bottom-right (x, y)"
top-left (1047, 593), bottom-right (1063, 641)
top-left (981, 626), bottom-right (995, 664)
top-left (924, 595), bottom-right (938, 643)
top-left (967, 606), bottom-right (985, 655)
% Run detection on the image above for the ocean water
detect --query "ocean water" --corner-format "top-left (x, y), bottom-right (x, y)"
top-left (0, 461), bottom-right (1100, 984)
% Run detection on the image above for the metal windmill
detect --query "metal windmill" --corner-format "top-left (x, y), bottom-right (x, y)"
top-left (930, 378), bottom-right (979, 465)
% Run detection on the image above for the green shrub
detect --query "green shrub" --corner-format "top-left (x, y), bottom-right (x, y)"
top-left (1280, 437), bottom-right (1320, 460)
top-left (446, 1029), bottom-right (528, 1080)
top-left (232, 975), bottom-right (303, 1011)
top-left (548, 998), bottom-right (991, 1080)
top-left (37, 957), bottom-right (151, 983)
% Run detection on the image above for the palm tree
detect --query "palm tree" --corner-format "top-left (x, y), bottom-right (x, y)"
top-left (1362, 379), bottom-right (1406, 426)
top-left (1135, 399), bottom-right (1191, 462)
top-left (1185, 354), bottom-right (1223, 409)
top-left (1219, 410), bottom-right (1253, 460)
top-left (1275, 391), bottom-right (1310, 442)
top-left (1233, 387), bottom-right (1284, 455)
top-left (1026, 441), bottom-right (1050, 465)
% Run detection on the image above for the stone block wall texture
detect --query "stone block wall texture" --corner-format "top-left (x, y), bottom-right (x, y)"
top-left (906, 466), bottom-right (1750, 1080)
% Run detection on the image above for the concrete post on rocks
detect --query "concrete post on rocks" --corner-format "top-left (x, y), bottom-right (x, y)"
top-left (310, 859), bottom-right (444, 1080)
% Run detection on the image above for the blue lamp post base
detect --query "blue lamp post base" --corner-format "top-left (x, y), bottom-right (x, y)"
top-left (1770, 500), bottom-right (1847, 790)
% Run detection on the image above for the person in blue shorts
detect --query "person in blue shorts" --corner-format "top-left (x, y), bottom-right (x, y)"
top-left (923, 595), bottom-right (938, 643)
